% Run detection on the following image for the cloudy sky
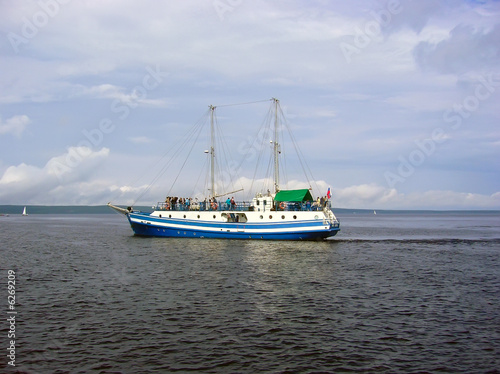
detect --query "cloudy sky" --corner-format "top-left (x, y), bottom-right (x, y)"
top-left (1, 0), bottom-right (499, 209)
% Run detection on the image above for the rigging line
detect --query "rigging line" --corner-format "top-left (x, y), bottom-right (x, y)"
top-left (130, 109), bottom-right (210, 193)
top-left (264, 146), bottom-right (274, 187)
top-left (258, 152), bottom-right (274, 196)
top-left (133, 110), bottom-right (210, 205)
top-left (255, 138), bottom-right (274, 195)
top-left (215, 113), bottom-right (244, 193)
top-left (213, 111), bottom-right (226, 197)
top-left (248, 104), bottom-right (274, 195)
top-left (279, 104), bottom-right (315, 190)
top-left (290, 122), bottom-right (320, 193)
top-left (215, 98), bottom-right (272, 108)
top-left (190, 155), bottom-right (208, 199)
top-left (276, 105), bottom-right (289, 190)
top-left (214, 114), bottom-right (227, 190)
top-left (167, 113), bottom-right (208, 197)
top-left (288, 124), bottom-right (313, 189)
top-left (134, 126), bottom-right (205, 204)
top-left (233, 102), bottom-right (273, 178)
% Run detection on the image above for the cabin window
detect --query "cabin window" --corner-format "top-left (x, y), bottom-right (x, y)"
top-left (213, 215), bottom-right (216, 219)
top-left (260, 215), bottom-right (263, 219)
top-left (269, 215), bottom-right (273, 219)
top-left (183, 215), bottom-right (186, 218)
top-left (169, 214), bottom-right (172, 218)
top-left (197, 215), bottom-right (200, 219)
top-left (281, 215), bottom-right (285, 219)
top-left (256, 200), bottom-right (260, 205)
top-left (293, 215), bottom-right (297, 219)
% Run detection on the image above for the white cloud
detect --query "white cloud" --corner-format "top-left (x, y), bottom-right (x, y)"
top-left (74, 83), bottom-right (172, 108)
top-left (0, 146), bottom-right (110, 204)
top-left (414, 24), bottom-right (500, 75)
top-left (332, 184), bottom-right (500, 210)
top-left (0, 115), bottom-right (30, 137)
top-left (333, 183), bottom-right (399, 208)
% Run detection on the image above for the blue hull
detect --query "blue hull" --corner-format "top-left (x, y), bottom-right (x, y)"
top-left (127, 215), bottom-right (339, 240)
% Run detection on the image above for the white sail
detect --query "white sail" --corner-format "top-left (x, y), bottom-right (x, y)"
top-left (22, 206), bottom-right (28, 216)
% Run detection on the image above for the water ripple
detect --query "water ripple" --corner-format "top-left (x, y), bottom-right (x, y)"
top-left (1, 214), bottom-right (499, 373)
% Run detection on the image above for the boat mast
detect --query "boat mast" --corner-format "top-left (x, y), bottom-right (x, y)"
top-left (272, 98), bottom-right (280, 194)
top-left (209, 105), bottom-right (216, 199)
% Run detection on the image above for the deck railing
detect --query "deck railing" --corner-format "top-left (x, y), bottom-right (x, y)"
top-left (155, 201), bottom-right (331, 212)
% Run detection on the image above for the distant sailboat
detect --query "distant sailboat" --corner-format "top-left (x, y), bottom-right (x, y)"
top-left (373, 210), bottom-right (377, 215)
top-left (22, 206), bottom-right (28, 216)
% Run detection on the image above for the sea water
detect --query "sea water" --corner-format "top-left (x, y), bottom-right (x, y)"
top-left (1, 211), bottom-right (499, 373)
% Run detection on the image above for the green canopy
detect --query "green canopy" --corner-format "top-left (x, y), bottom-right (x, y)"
top-left (274, 189), bottom-right (313, 202)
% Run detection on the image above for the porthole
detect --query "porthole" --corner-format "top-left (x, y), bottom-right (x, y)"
top-left (183, 215), bottom-right (186, 218)
top-left (169, 214), bottom-right (172, 218)
top-left (159, 214), bottom-right (162, 218)
top-left (281, 215), bottom-right (285, 219)
top-left (213, 215), bottom-right (216, 219)
top-left (260, 215), bottom-right (263, 219)
top-left (314, 215), bottom-right (319, 219)
top-left (269, 215), bottom-right (273, 219)
top-left (197, 215), bottom-right (200, 219)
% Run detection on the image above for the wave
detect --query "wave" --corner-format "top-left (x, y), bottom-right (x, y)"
top-left (330, 237), bottom-right (500, 245)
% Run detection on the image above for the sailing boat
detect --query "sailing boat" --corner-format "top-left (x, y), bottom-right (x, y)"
top-left (109, 98), bottom-right (340, 240)
top-left (22, 206), bottom-right (28, 216)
